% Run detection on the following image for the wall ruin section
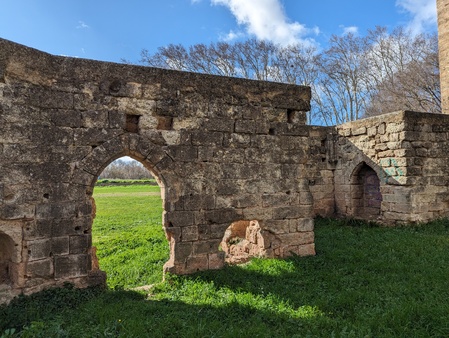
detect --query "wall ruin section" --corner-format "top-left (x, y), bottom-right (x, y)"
top-left (2, 36), bottom-right (449, 303)
top-left (0, 39), bottom-right (317, 303)
top-left (334, 111), bottom-right (449, 223)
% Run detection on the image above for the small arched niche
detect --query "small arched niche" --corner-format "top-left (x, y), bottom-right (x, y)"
top-left (350, 162), bottom-right (382, 218)
top-left (0, 232), bottom-right (15, 285)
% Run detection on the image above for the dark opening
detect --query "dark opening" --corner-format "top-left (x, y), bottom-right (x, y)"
top-left (0, 233), bottom-right (14, 285)
top-left (352, 163), bottom-right (382, 218)
top-left (156, 116), bottom-right (173, 130)
top-left (287, 109), bottom-right (295, 123)
top-left (125, 115), bottom-right (140, 133)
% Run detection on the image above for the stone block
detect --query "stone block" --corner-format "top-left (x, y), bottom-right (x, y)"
top-left (208, 252), bottom-right (225, 270)
top-left (290, 218), bottom-right (314, 232)
top-left (352, 127), bottom-right (367, 136)
top-left (27, 239), bottom-right (52, 261)
top-left (296, 243), bottom-right (316, 256)
top-left (276, 231), bottom-right (314, 246)
top-left (35, 202), bottom-right (77, 220)
top-left (263, 220), bottom-right (289, 234)
top-left (0, 204), bottom-right (35, 220)
top-left (165, 211), bottom-right (195, 227)
top-left (235, 120), bottom-right (256, 134)
top-left (273, 206), bottom-right (304, 219)
top-left (69, 235), bottom-right (90, 254)
top-left (169, 146), bottom-right (198, 162)
top-left (186, 255), bottom-right (209, 273)
top-left (54, 254), bottom-right (89, 278)
top-left (191, 131), bottom-right (223, 146)
top-left (26, 259), bottom-right (53, 278)
top-left (210, 223), bottom-right (229, 239)
top-left (173, 242), bottom-right (193, 260)
top-left (51, 237), bottom-right (69, 255)
top-left (204, 209), bottom-right (240, 224)
top-left (81, 111), bottom-right (108, 128)
top-left (181, 226), bottom-right (199, 242)
top-left (197, 224), bottom-right (211, 240)
top-left (202, 118), bottom-right (234, 132)
top-left (262, 193), bottom-right (298, 207)
top-left (193, 239), bottom-right (221, 255)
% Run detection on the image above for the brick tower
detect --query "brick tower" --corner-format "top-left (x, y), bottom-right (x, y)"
top-left (438, 0), bottom-right (449, 113)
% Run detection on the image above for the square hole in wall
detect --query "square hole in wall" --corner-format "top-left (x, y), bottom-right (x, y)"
top-left (126, 115), bottom-right (140, 133)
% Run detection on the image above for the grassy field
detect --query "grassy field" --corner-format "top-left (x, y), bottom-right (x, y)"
top-left (91, 184), bottom-right (168, 289)
top-left (1, 185), bottom-right (449, 337)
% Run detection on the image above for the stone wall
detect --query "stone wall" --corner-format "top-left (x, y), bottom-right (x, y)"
top-left (2, 35), bottom-right (449, 304)
top-left (438, 0), bottom-right (449, 113)
top-left (0, 39), bottom-right (317, 303)
top-left (335, 111), bottom-right (449, 224)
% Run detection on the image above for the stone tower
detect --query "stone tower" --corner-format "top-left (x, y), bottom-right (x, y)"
top-left (438, 0), bottom-right (449, 113)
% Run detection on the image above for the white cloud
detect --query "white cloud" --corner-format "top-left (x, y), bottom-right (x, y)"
top-left (396, 0), bottom-right (437, 34)
top-left (340, 25), bottom-right (359, 36)
top-left (191, 0), bottom-right (201, 3)
top-left (220, 29), bottom-right (245, 42)
top-left (211, 0), bottom-right (317, 46)
top-left (76, 21), bottom-right (90, 29)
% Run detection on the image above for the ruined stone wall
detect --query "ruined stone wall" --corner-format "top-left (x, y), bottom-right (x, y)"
top-left (3, 35), bottom-right (449, 304)
top-left (438, 0), bottom-right (449, 113)
top-left (0, 39), bottom-right (317, 303)
top-left (335, 111), bottom-right (449, 224)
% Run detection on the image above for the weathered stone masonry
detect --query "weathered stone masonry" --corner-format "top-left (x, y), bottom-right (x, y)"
top-left (0, 39), bottom-right (319, 303)
top-left (4, 3), bottom-right (449, 303)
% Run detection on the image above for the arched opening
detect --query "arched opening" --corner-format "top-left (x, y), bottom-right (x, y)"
top-left (92, 156), bottom-right (169, 289)
top-left (351, 163), bottom-right (382, 218)
top-left (0, 232), bottom-right (15, 285)
top-left (220, 220), bottom-right (267, 264)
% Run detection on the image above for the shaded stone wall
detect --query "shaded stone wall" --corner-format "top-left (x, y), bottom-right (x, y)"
top-left (0, 39), bottom-right (317, 303)
top-left (334, 111), bottom-right (449, 223)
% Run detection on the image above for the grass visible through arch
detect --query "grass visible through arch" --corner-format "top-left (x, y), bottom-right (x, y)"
top-left (1, 187), bottom-right (449, 337)
top-left (92, 184), bottom-right (168, 289)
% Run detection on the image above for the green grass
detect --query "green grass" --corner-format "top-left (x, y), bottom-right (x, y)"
top-left (1, 186), bottom-right (449, 337)
top-left (92, 184), bottom-right (168, 288)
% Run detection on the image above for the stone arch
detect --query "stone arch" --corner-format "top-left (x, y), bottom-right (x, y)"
top-left (0, 232), bottom-right (16, 285)
top-left (72, 133), bottom-right (178, 280)
top-left (350, 162), bottom-right (383, 218)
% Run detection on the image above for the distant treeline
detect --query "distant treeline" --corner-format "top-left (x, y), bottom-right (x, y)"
top-left (100, 159), bottom-right (154, 180)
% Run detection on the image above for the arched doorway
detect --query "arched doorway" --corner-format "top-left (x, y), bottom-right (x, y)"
top-left (91, 156), bottom-right (169, 288)
top-left (351, 163), bottom-right (382, 218)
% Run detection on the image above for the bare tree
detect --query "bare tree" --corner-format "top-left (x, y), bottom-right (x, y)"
top-left (138, 26), bottom-right (440, 125)
top-left (100, 159), bottom-right (153, 180)
top-left (313, 33), bottom-right (371, 125)
top-left (364, 27), bottom-right (440, 116)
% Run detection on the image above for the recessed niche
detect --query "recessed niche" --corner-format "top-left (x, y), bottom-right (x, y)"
top-left (125, 115), bottom-right (140, 133)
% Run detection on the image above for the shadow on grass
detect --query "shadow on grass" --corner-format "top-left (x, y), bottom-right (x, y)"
top-left (2, 219), bottom-right (449, 337)
top-left (0, 284), bottom-right (334, 337)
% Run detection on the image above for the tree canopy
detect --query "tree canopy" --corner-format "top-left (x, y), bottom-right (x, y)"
top-left (139, 26), bottom-right (440, 125)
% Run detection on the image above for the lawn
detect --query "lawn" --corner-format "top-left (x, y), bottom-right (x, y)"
top-left (92, 184), bottom-right (168, 288)
top-left (1, 185), bottom-right (449, 337)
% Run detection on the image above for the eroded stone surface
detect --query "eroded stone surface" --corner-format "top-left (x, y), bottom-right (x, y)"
top-left (0, 39), bottom-right (316, 304)
top-left (2, 32), bottom-right (449, 304)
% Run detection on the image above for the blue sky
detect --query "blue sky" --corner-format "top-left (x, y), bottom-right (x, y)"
top-left (0, 0), bottom-right (437, 64)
